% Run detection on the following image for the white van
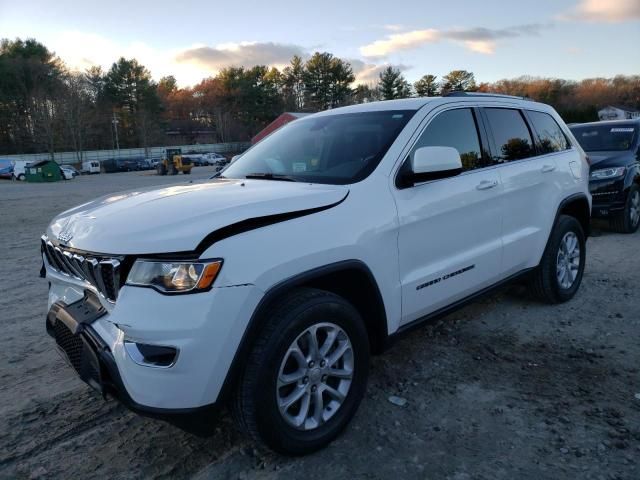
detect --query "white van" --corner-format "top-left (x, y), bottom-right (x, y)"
top-left (12, 160), bottom-right (31, 181)
top-left (81, 161), bottom-right (101, 174)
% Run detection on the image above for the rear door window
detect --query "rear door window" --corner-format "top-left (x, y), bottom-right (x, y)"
top-left (484, 108), bottom-right (535, 162)
top-left (527, 110), bottom-right (570, 153)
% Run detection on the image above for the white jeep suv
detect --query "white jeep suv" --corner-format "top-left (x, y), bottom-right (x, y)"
top-left (41, 93), bottom-right (590, 454)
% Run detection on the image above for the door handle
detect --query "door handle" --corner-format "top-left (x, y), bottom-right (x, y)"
top-left (541, 164), bottom-right (556, 173)
top-left (476, 179), bottom-right (498, 190)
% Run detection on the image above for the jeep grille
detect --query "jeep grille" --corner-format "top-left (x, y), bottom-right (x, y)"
top-left (41, 235), bottom-right (122, 302)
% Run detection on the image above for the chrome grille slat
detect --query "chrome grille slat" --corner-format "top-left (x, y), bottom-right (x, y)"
top-left (45, 240), bottom-right (63, 271)
top-left (99, 259), bottom-right (120, 301)
top-left (41, 236), bottom-right (57, 269)
top-left (91, 259), bottom-right (109, 296)
top-left (53, 247), bottom-right (71, 276)
top-left (41, 236), bottom-right (121, 302)
top-left (63, 251), bottom-right (84, 279)
top-left (80, 257), bottom-right (99, 287)
top-left (71, 254), bottom-right (85, 276)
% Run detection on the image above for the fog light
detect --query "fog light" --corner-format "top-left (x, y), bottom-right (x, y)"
top-left (124, 341), bottom-right (178, 368)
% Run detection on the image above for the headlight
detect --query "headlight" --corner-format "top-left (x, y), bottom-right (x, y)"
top-left (126, 259), bottom-right (222, 293)
top-left (590, 167), bottom-right (626, 180)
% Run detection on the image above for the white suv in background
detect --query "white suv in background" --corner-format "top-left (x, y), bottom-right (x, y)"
top-left (41, 93), bottom-right (590, 454)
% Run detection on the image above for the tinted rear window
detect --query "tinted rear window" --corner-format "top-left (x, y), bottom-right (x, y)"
top-left (570, 124), bottom-right (638, 152)
top-left (528, 111), bottom-right (570, 153)
top-left (484, 108), bottom-right (535, 161)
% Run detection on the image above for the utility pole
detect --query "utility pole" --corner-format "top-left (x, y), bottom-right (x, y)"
top-left (112, 112), bottom-right (120, 156)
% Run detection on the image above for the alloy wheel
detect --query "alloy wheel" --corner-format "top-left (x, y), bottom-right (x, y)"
top-left (556, 231), bottom-right (581, 289)
top-left (276, 322), bottom-right (354, 431)
top-left (629, 191), bottom-right (640, 228)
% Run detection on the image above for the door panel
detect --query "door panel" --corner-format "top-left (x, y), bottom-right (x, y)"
top-left (499, 156), bottom-right (559, 273)
top-left (481, 107), bottom-right (569, 274)
top-left (392, 107), bottom-right (504, 325)
top-left (395, 171), bottom-right (504, 324)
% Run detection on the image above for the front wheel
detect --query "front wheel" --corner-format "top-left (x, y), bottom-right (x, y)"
top-left (530, 215), bottom-right (586, 304)
top-left (611, 184), bottom-right (640, 234)
top-left (232, 288), bottom-right (370, 454)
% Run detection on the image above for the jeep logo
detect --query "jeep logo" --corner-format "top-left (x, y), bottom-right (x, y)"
top-left (57, 228), bottom-right (73, 243)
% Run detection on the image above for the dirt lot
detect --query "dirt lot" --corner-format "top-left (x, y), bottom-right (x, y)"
top-left (0, 168), bottom-right (638, 480)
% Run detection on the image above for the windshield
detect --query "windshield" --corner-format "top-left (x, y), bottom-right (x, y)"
top-left (570, 124), bottom-right (638, 152)
top-left (222, 110), bottom-right (415, 185)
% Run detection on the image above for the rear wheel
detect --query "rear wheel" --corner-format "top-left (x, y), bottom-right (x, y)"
top-left (232, 288), bottom-right (369, 454)
top-left (530, 215), bottom-right (586, 304)
top-left (610, 184), bottom-right (640, 234)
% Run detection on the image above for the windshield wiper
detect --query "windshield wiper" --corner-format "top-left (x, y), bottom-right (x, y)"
top-left (245, 173), bottom-right (298, 182)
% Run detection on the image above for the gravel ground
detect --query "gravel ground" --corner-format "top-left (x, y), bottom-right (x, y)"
top-left (0, 168), bottom-right (639, 480)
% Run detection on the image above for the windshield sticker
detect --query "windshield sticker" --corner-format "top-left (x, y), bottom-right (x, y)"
top-left (610, 128), bottom-right (635, 133)
top-left (292, 162), bottom-right (307, 173)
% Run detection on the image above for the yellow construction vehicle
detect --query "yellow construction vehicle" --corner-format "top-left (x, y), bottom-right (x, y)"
top-left (156, 148), bottom-right (193, 175)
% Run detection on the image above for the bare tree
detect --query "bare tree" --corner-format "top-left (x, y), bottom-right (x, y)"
top-left (61, 73), bottom-right (93, 163)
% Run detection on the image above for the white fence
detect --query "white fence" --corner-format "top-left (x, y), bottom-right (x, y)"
top-left (1, 142), bottom-right (251, 166)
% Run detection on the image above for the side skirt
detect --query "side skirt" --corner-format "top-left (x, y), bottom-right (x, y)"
top-left (388, 267), bottom-right (535, 343)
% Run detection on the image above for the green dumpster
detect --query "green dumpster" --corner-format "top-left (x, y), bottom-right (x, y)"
top-left (25, 160), bottom-right (62, 182)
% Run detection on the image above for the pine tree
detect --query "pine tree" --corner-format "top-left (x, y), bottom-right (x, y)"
top-left (378, 66), bottom-right (412, 100)
top-left (414, 74), bottom-right (438, 97)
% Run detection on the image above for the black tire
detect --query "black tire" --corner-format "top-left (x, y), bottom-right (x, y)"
top-left (232, 288), bottom-right (370, 455)
top-left (183, 169), bottom-right (191, 174)
top-left (530, 215), bottom-right (586, 304)
top-left (156, 164), bottom-right (166, 175)
top-left (610, 184), bottom-right (640, 234)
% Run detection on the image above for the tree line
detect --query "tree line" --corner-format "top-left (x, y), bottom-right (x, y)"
top-left (1, 37), bottom-right (639, 158)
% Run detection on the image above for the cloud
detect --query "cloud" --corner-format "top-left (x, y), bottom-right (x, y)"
top-left (463, 41), bottom-right (496, 55)
top-left (175, 42), bottom-right (306, 71)
top-left (383, 24), bottom-right (408, 32)
top-left (47, 33), bottom-right (309, 86)
top-left (348, 59), bottom-right (411, 84)
top-left (559, 0), bottom-right (640, 22)
top-left (360, 29), bottom-right (440, 57)
top-left (360, 24), bottom-right (549, 57)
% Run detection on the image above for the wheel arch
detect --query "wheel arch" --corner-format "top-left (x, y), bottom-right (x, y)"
top-left (217, 260), bottom-right (388, 404)
top-left (557, 193), bottom-right (591, 238)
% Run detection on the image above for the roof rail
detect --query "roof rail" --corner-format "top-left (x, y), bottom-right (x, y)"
top-left (444, 91), bottom-right (531, 101)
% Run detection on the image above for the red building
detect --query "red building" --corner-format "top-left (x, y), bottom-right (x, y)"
top-left (251, 112), bottom-right (311, 144)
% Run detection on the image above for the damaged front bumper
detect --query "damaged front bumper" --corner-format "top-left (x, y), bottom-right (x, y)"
top-left (45, 292), bottom-right (221, 433)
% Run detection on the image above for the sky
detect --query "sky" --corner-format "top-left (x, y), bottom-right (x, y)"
top-left (0, 0), bottom-right (639, 87)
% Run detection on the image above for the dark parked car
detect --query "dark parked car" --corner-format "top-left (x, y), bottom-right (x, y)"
top-left (570, 120), bottom-right (640, 233)
top-left (102, 158), bottom-right (139, 173)
top-left (136, 159), bottom-right (153, 170)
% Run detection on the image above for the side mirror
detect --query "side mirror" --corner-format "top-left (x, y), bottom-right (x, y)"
top-left (400, 146), bottom-right (463, 187)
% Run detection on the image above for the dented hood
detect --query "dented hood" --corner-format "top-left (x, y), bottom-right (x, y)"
top-left (47, 179), bottom-right (348, 255)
